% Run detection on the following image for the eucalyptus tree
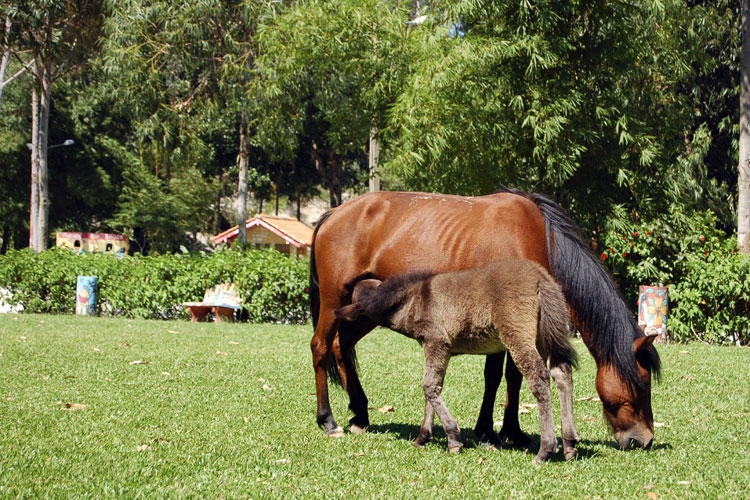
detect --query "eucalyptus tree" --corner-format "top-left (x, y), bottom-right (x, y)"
top-left (101, 0), bottom-right (285, 251)
top-left (2, 0), bottom-right (103, 251)
top-left (255, 0), bottom-right (412, 206)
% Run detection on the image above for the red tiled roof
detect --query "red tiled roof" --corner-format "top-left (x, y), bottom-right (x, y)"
top-left (211, 215), bottom-right (313, 248)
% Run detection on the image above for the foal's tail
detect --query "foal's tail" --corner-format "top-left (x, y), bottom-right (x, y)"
top-left (538, 278), bottom-right (579, 368)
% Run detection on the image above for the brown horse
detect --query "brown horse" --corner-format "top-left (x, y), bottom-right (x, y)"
top-left (335, 260), bottom-right (580, 462)
top-left (310, 188), bottom-right (661, 450)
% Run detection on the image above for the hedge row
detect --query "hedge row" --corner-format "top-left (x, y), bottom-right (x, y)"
top-left (0, 248), bottom-right (310, 323)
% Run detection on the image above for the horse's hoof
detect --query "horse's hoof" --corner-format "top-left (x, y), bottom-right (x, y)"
top-left (325, 426), bottom-right (345, 438)
top-left (564, 448), bottom-right (578, 461)
top-left (474, 428), bottom-right (503, 449)
top-left (499, 428), bottom-right (534, 450)
top-left (349, 424), bottom-right (368, 434)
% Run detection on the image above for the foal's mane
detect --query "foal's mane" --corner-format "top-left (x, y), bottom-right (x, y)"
top-left (500, 187), bottom-right (662, 392)
top-left (363, 270), bottom-right (436, 314)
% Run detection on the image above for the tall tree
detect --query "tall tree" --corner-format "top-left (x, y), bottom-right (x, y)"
top-left (256, 0), bottom-right (411, 206)
top-left (101, 0), bottom-right (286, 250)
top-left (3, 0), bottom-right (103, 251)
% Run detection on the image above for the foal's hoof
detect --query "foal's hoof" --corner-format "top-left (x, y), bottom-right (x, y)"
top-left (564, 448), bottom-right (578, 461)
top-left (325, 426), bottom-right (345, 438)
top-left (448, 443), bottom-right (463, 454)
top-left (349, 424), bottom-right (368, 435)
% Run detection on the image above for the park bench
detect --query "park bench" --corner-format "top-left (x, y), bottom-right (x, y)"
top-left (182, 283), bottom-right (242, 322)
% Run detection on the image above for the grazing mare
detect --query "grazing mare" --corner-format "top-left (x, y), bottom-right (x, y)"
top-left (310, 189), bottom-right (661, 450)
top-left (335, 260), bottom-right (580, 463)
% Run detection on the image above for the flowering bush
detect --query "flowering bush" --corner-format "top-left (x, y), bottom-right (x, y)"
top-left (599, 210), bottom-right (749, 344)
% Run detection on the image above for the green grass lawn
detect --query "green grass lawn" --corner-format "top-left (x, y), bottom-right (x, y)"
top-left (1, 314), bottom-right (748, 499)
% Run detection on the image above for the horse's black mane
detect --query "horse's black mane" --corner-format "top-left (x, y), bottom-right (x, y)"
top-left (499, 186), bottom-right (661, 391)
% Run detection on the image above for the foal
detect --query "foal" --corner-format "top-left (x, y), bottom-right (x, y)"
top-left (334, 259), bottom-right (579, 462)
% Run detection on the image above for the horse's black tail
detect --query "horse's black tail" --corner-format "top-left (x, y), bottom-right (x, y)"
top-left (501, 187), bottom-right (661, 390)
top-left (538, 277), bottom-right (579, 369)
top-left (309, 209), bottom-right (345, 386)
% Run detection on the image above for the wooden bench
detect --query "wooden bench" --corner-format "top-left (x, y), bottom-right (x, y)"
top-left (182, 284), bottom-right (242, 322)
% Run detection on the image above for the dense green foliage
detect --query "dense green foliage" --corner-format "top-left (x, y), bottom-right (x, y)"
top-left (1, 316), bottom-right (748, 497)
top-left (0, 247), bottom-right (310, 323)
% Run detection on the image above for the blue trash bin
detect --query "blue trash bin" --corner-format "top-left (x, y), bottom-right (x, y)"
top-left (76, 276), bottom-right (98, 316)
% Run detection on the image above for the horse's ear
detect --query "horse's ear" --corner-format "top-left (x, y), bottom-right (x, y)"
top-left (352, 279), bottom-right (382, 302)
top-left (334, 303), bottom-right (364, 322)
top-left (633, 333), bottom-right (659, 354)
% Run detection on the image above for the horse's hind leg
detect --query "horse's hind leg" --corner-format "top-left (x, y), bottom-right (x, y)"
top-left (498, 354), bottom-right (534, 449)
top-left (474, 352), bottom-right (505, 448)
top-left (550, 361), bottom-right (579, 460)
top-left (335, 320), bottom-right (374, 433)
top-left (421, 342), bottom-right (462, 453)
top-left (311, 309), bottom-right (344, 437)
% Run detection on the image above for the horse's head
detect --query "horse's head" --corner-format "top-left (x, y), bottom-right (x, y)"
top-left (595, 333), bottom-right (659, 450)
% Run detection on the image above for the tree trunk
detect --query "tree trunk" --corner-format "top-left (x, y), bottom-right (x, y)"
top-left (28, 54), bottom-right (52, 253)
top-left (236, 114), bottom-right (249, 245)
top-left (37, 58), bottom-right (52, 251)
top-left (0, 17), bottom-right (11, 109)
top-left (30, 81), bottom-right (39, 250)
top-left (369, 128), bottom-right (380, 192)
top-left (740, 0), bottom-right (750, 254)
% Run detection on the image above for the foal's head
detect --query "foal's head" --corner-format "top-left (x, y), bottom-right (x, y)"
top-left (336, 272), bottom-right (434, 328)
top-left (595, 334), bottom-right (659, 450)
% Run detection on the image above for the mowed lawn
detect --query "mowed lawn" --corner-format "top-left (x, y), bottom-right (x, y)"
top-left (0, 314), bottom-right (747, 499)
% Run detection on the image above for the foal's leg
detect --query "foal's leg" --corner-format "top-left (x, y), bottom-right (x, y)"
top-left (549, 361), bottom-right (579, 460)
top-left (421, 343), bottom-right (462, 453)
top-left (508, 345), bottom-right (558, 463)
top-left (414, 398), bottom-right (435, 447)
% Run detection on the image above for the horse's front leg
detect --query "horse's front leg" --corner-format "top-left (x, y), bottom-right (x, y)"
top-left (473, 352), bottom-right (505, 448)
top-left (550, 361), bottom-right (579, 460)
top-left (334, 320), bottom-right (375, 433)
top-left (498, 354), bottom-right (534, 450)
top-left (311, 310), bottom-right (344, 437)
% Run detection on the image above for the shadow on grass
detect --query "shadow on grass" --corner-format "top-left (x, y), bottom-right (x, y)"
top-left (363, 423), bottom-right (671, 461)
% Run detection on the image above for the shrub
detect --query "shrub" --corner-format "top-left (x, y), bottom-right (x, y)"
top-left (0, 247), bottom-right (310, 323)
